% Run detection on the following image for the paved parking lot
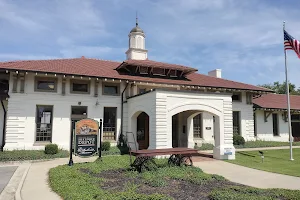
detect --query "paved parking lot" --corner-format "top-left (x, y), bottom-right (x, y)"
top-left (0, 166), bottom-right (18, 194)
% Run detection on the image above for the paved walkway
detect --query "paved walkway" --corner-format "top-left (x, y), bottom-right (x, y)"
top-left (2, 146), bottom-right (300, 200)
top-left (21, 157), bottom-right (97, 200)
top-left (0, 166), bottom-right (17, 193)
top-left (194, 160), bottom-right (300, 190)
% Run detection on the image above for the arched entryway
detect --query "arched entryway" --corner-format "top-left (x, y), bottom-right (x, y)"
top-left (137, 112), bottom-right (149, 150)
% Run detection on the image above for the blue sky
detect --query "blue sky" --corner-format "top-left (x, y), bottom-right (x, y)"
top-left (1, 0), bottom-right (300, 87)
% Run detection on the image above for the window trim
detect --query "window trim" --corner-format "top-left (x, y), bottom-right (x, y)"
top-left (70, 80), bottom-right (90, 94)
top-left (233, 111), bottom-right (241, 135)
top-left (103, 107), bottom-right (117, 141)
top-left (34, 77), bottom-right (58, 93)
top-left (102, 83), bottom-right (120, 96)
top-left (35, 105), bottom-right (53, 143)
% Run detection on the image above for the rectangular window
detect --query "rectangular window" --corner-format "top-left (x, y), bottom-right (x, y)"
top-left (140, 66), bottom-right (148, 74)
top-left (139, 88), bottom-right (146, 94)
top-left (103, 107), bottom-right (117, 140)
top-left (291, 114), bottom-right (300, 121)
top-left (36, 105), bottom-right (53, 142)
top-left (193, 114), bottom-right (202, 138)
top-left (232, 93), bottom-right (242, 102)
top-left (246, 93), bottom-right (253, 104)
top-left (103, 84), bottom-right (120, 96)
top-left (70, 80), bottom-right (90, 94)
top-left (152, 68), bottom-right (165, 76)
top-left (272, 113), bottom-right (279, 136)
top-left (169, 70), bottom-right (177, 77)
top-left (233, 111), bottom-right (240, 134)
top-left (35, 77), bottom-right (57, 92)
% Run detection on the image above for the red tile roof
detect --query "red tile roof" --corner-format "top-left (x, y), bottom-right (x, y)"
top-left (0, 57), bottom-right (272, 92)
top-left (253, 93), bottom-right (300, 110)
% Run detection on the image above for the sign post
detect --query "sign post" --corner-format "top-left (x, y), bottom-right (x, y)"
top-left (68, 118), bottom-right (100, 166)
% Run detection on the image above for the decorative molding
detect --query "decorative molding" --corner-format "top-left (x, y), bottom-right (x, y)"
top-left (264, 111), bottom-right (273, 122)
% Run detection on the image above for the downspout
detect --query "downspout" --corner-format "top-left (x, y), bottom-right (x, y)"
top-left (1, 100), bottom-right (6, 151)
top-left (120, 82), bottom-right (129, 136)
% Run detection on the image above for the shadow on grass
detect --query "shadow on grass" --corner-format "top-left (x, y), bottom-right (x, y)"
top-left (237, 152), bottom-right (256, 157)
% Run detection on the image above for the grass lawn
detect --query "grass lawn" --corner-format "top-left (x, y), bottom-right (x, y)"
top-left (195, 141), bottom-right (300, 151)
top-left (49, 155), bottom-right (300, 200)
top-left (227, 148), bottom-right (300, 177)
top-left (0, 149), bottom-right (69, 162)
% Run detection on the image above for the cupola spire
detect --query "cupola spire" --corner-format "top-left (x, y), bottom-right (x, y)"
top-left (126, 15), bottom-right (148, 60)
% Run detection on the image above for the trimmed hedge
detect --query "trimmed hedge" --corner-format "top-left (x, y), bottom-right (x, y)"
top-left (233, 134), bottom-right (245, 145)
top-left (0, 150), bottom-right (69, 162)
top-left (101, 141), bottom-right (111, 151)
top-left (45, 144), bottom-right (59, 155)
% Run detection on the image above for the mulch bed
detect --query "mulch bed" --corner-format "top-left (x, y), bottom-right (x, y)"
top-left (81, 168), bottom-right (240, 200)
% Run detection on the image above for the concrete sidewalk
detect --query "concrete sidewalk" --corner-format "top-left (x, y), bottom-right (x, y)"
top-left (194, 160), bottom-right (300, 190)
top-left (21, 156), bottom-right (98, 200)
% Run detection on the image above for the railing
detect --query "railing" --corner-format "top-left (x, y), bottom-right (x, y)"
top-left (103, 123), bottom-right (116, 140)
top-left (36, 123), bottom-right (52, 142)
top-left (193, 127), bottom-right (202, 138)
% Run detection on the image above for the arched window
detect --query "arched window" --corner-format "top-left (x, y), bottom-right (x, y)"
top-left (193, 114), bottom-right (202, 138)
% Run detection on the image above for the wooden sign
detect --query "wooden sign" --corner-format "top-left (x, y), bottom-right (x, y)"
top-left (75, 119), bottom-right (99, 157)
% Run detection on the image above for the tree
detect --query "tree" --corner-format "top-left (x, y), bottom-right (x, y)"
top-left (259, 81), bottom-right (300, 95)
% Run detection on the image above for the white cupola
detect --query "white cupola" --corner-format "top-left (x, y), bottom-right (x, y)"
top-left (125, 17), bottom-right (148, 60)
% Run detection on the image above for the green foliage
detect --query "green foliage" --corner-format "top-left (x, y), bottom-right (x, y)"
top-left (49, 155), bottom-right (300, 200)
top-left (117, 133), bottom-right (130, 155)
top-left (194, 143), bottom-right (214, 150)
top-left (259, 81), bottom-right (300, 95)
top-left (45, 144), bottom-right (59, 155)
top-left (101, 146), bottom-right (120, 156)
top-left (0, 149), bottom-right (68, 162)
top-left (101, 141), bottom-right (111, 151)
top-left (209, 186), bottom-right (300, 200)
top-left (233, 134), bottom-right (245, 145)
top-left (227, 148), bottom-right (300, 177)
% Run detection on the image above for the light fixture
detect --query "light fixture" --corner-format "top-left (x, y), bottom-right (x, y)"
top-left (95, 99), bottom-right (99, 106)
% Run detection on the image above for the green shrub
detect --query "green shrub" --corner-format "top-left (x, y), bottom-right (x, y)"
top-left (101, 141), bottom-right (111, 151)
top-left (194, 143), bottom-right (214, 150)
top-left (45, 144), bottom-right (58, 155)
top-left (233, 134), bottom-right (245, 145)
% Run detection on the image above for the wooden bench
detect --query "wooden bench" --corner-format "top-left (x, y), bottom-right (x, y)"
top-left (129, 148), bottom-right (198, 172)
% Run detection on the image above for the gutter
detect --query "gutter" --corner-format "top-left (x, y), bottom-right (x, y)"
top-left (0, 100), bottom-right (6, 151)
top-left (120, 82), bottom-right (129, 136)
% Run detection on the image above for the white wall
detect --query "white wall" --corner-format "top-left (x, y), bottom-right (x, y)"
top-left (255, 110), bottom-right (289, 142)
top-left (232, 92), bottom-right (255, 141)
top-left (4, 73), bottom-right (124, 150)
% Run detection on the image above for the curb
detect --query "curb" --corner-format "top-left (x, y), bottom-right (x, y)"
top-left (14, 164), bottom-right (31, 200)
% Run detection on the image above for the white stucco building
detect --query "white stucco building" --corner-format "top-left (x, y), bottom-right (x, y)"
top-left (1, 21), bottom-right (297, 160)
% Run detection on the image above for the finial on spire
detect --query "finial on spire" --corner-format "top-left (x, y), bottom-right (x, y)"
top-left (136, 11), bottom-right (138, 27)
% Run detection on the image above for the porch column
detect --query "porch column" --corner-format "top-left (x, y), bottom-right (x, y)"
top-left (187, 116), bottom-right (194, 148)
top-left (213, 101), bottom-right (235, 160)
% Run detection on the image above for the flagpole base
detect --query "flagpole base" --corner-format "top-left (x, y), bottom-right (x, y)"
top-left (290, 158), bottom-right (294, 161)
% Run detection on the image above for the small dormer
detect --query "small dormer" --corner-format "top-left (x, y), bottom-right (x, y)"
top-left (116, 59), bottom-right (198, 80)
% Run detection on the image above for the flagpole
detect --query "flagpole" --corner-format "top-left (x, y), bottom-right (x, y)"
top-left (283, 21), bottom-right (294, 161)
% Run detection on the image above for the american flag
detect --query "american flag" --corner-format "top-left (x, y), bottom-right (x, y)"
top-left (284, 30), bottom-right (300, 58)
